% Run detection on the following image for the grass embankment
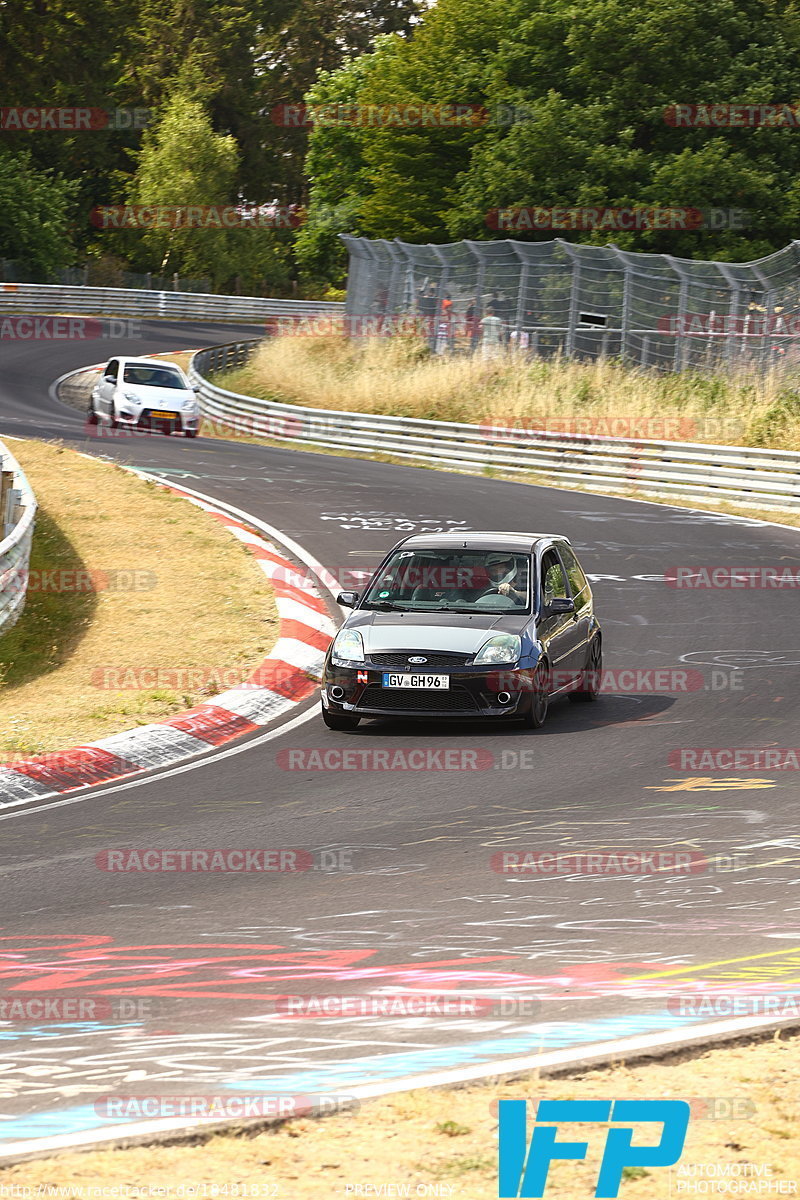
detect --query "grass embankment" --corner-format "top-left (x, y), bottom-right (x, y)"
top-left (0, 440), bottom-right (278, 756)
top-left (1, 1029), bottom-right (797, 1197)
top-left (220, 335), bottom-right (800, 451)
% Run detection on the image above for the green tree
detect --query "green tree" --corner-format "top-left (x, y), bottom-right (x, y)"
top-left (257, 0), bottom-right (422, 206)
top-left (0, 149), bottom-right (78, 276)
top-left (300, 0), bottom-right (800, 263)
top-left (0, 0), bottom-right (142, 231)
top-left (114, 92), bottom-right (289, 292)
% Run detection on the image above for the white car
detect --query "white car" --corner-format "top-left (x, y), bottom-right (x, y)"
top-left (88, 356), bottom-right (201, 437)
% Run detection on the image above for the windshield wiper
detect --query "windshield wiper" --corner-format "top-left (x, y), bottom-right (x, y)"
top-left (363, 600), bottom-right (410, 611)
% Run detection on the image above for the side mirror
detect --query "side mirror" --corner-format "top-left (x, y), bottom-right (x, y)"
top-left (337, 590), bottom-right (359, 608)
top-left (192, 384), bottom-right (201, 393)
top-left (104, 374), bottom-right (116, 383)
top-left (548, 596), bottom-right (575, 614)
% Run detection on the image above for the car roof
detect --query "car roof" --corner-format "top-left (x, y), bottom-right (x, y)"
top-left (394, 532), bottom-right (569, 553)
top-left (116, 357), bottom-right (185, 370)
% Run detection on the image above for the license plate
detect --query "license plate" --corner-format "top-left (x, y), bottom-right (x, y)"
top-left (382, 673), bottom-right (449, 689)
top-left (150, 410), bottom-right (177, 419)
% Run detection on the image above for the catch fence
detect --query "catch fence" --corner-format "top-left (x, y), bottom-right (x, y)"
top-left (341, 236), bottom-right (800, 371)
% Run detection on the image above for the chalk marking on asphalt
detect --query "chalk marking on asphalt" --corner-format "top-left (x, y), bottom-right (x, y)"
top-left (0, 1009), bottom-right (798, 1162)
top-left (627, 944), bottom-right (800, 980)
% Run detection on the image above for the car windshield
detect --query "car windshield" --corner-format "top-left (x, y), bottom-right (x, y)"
top-left (361, 549), bottom-right (531, 612)
top-left (122, 366), bottom-right (185, 389)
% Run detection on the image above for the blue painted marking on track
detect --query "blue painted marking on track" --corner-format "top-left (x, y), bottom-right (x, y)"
top-left (224, 1012), bottom-right (702, 1093)
top-left (0, 1022), bottom-right (141, 1041)
top-left (0, 1012), bottom-right (703, 1144)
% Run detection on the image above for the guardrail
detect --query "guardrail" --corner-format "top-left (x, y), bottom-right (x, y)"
top-left (0, 282), bottom-right (344, 324)
top-left (0, 442), bottom-right (37, 634)
top-left (192, 339), bottom-right (800, 512)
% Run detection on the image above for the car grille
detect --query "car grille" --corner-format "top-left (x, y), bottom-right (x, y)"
top-left (357, 684), bottom-right (478, 713)
top-left (368, 651), bottom-right (472, 670)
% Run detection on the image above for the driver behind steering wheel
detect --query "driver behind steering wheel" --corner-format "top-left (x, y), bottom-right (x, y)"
top-left (483, 552), bottom-right (526, 604)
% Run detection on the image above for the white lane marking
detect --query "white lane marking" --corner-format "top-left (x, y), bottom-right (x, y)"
top-left (0, 701), bottom-right (320, 821)
top-left (0, 1009), bottom-right (797, 1162)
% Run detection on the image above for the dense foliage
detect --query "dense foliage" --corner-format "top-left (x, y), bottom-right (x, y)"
top-left (2, 0), bottom-right (798, 288)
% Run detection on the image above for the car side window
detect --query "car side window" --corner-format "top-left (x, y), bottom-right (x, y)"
top-left (104, 359), bottom-right (119, 380)
top-left (540, 549), bottom-right (567, 605)
top-left (559, 542), bottom-right (591, 613)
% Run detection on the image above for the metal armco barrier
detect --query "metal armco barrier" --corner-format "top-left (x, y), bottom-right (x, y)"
top-left (0, 442), bottom-right (37, 634)
top-left (192, 340), bottom-right (800, 512)
top-left (0, 282), bottom-right (344, 324)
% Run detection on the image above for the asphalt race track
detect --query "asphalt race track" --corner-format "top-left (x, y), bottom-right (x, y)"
top-left (1, 318), bottom-right (799, 1154)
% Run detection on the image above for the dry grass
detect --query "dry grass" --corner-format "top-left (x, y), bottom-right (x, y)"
top-left (0, 440), bottom-right (278, 756)
top-left (221, 335), bottom-right (800, 450)
top-left (2, 1030), bottom-right (798, 1197)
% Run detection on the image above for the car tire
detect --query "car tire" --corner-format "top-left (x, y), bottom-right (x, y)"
top-left (321, 705), bottom-right (361, 731)
top-left (185, 429), bottom-right (198, 439)
top-left (109, 407), bottom-right (119, 430)
top-left (86, 396), bottom-right (99, 426)
top-left (523, 661), bottom-right (549, 729)
top-left (569, 636), bottom-right (602, 703)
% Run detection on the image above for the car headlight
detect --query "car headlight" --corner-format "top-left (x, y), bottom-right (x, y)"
top-left (183, 395), bottom-right (199, 408)
top-left (473, 634), bottom-right (521, 665)
top-left (331, 628), bottom-right (365, 665)
top-left (123, 392), bottom-right (140, 404)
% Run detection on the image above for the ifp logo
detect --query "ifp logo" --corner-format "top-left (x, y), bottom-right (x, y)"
top-left (498, 1099), bottom-right (690, 1197)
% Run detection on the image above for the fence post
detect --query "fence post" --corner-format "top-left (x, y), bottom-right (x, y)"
top-left (386, 240), bottom-right (404, 317)
top-left (554, 240), bottom-right (581, 358)
top-left (431, 244), bottom-right (449, 351)
top-left (664, 255), bottom-right (690, 371)
top-left (465, 241), bottom-right (486, 353)
top-left (510, 242), bottom-right (530, 345)
top-left (606, 245), bottom-right (633, 363)
top-left (714, 261), bottom-right (741, 368)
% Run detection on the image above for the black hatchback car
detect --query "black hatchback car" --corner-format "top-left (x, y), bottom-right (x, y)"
top-left (320, 531), bottom-right (602, 730)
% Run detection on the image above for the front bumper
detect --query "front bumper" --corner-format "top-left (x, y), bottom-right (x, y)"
top-left (322, 661), bottom-right (536, 719)
top-left (117, 408), bottom-right (200, 433)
